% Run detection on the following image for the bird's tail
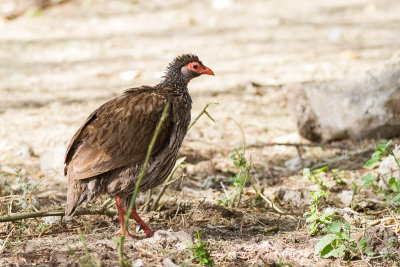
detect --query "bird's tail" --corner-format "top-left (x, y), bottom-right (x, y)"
top-left (65, 177), bottom-right (84, 216)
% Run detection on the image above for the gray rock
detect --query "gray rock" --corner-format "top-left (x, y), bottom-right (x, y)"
top-left (337, 190), bottom-right (354, 207)
top-left (290, 58), bottom-right (400, 142)
top-left (378, 146), bottom-right (400, 190)
top-left (162, 258), bottom-right (178, 267)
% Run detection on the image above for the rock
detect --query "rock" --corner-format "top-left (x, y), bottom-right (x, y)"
top-left (162, 258), bottom-right (178, 267)
top-left (290, 58), bottom-right (400, 142)
top-left (42, 216), bottom-right (60, 225)
top-left (337, 190), bottom-right (354, 207)
top-left (284, 157), bottom-right (311, 172)
top-left (133, 230), bottom-right (193, 251)
top-left (378, 146), bottom-right (400, 191)
top-left (275, 188), bottom-right (307, 208)
top-left (132, 259), bottom-right (143, 267)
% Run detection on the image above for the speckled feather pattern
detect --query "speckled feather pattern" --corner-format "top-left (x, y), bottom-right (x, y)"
top-left (65, 54), bottom-right (197, 216)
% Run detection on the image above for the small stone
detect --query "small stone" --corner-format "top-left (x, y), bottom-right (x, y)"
top-left (162, 258), bottom-right (178, 267)
top-left (133, 259), bottom-right (143, 267)
top-left (338, 190), bottom-right (354, 207)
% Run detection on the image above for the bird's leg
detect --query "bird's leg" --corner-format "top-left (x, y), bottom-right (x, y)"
top-left (129, 208), bottom-right (154, 238)
top-left (114, 196), bottom-right (134, 238)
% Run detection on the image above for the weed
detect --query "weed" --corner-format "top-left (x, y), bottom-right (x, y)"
top-left (14, 168), bottom-right (42, 209)
top-left (36, 222), bottom-right (49, 232)
top-left (275, 257), bottom-right (292, 267)
top-left (331, 169), bottom-right (346, 186)
top-left (303, 191), bottom-right (333, 235)
top-left (220, 148), bottom-right (252, 208)
top-left (362, 140), bottom-right (400, 208)
top-left (78, 229), bottom-right (100, 267)
top-left (188, 232), bottom-right (214, 266)
top-left (315, 220), bottom-right (351, 258)
top-left (303, 167), bottom-right (328, 190)
top-left (365, 140), bottom-right (400, 168)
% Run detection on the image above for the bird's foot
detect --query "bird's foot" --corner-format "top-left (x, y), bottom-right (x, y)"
top-left (143, 227), bottom-right (154, 238)
top-left (113, 227), bottom-right (135, 239)
top-left (138, 223), bottom-right (154, 238)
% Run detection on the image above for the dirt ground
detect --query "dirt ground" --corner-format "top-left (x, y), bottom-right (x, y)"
top-left (1, 0), bottom-right (400, 266)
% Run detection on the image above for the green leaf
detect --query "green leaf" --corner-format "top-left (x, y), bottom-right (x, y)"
top-left (324, 221), bottom-right (342, 234)
top-left (392, 193), bottom-right (400, 203)
top-left (344, 221), bottom-right (351, 231)
top-left (315, 235), bottom-right (337, 254)
top-left (314, 166), bottom-right (328, 174)
top-left (323, 244), bottom-right (346, 258)
top-left (362, 173), bottom-right (376, 188)
top-left (377, 140), bottom-right (392, 153)
top-left (388, 177), bottom-right (400, 192)
top-left (365, 155), bottom-right (380, 167)
top-left (338, 232), bottom-right (349, 241)
top-left (320, 211), bottom-right (334, 222)
top-left (306, 213), bottom-right (318, 223)
top-left (320, 244), bottom-right (334, 258)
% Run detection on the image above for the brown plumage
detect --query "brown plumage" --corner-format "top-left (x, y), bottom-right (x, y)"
top-left (64, 54), bottom-right (214, 238)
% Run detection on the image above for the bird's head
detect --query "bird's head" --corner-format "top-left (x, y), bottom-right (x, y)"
top-left (162, 54), bottom-right (214, 87)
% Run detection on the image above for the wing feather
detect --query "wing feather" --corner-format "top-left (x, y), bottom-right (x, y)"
top-left (64, 87), bottom-right (172, 180)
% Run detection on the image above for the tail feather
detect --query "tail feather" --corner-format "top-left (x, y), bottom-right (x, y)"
top-left (65, 178), bottom-right (85, 216)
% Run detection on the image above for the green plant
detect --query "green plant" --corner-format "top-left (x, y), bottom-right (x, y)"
top-left (365, 140), bottom-right (400, 168)
top-left (315, 220), bottom-right (351, 258)
top-left (15, 168), bottom-right (42, 208)
top-left (275, 257), bottom-right (292, 267)
top-left (362, 140), bottom-right (400, 208)
top-left (188, 232), bottom-right (214, 266)
top-left (36, 222), bottom-right (49, 232)
top-left (303, 167), bottom-right (328, 190)
top-left (78, 229), bottom-right (99, 267)
top-left (303, 191), bottom-right (333, 236)
top-left (331, 169), bottom-right (346, 186)
top-left (220, 148), bottom-right (252, 208)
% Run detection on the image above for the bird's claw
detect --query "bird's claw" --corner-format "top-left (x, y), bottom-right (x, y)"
top-left (114, 228), bottom-right (135, 239)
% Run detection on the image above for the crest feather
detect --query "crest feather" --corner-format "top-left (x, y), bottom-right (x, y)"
top-left (168, 54), bottom-right (202, 70)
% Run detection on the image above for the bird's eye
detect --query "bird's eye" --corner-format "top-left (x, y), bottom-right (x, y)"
top-left (193, 64), bottom-right (198, 69)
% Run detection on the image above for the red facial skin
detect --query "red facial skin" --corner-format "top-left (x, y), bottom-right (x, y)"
top-left (186, 62), bottom-right (215, 76)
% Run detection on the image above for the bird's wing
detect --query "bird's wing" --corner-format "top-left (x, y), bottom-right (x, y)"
top-left (64, 87), bottom-right (172, 180)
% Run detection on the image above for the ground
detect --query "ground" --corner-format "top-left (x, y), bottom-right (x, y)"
top-left (0, 0), bottom-right (400, 266)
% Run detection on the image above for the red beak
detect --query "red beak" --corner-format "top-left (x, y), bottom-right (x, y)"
top-left (201, 66), bottom-right (215, 76)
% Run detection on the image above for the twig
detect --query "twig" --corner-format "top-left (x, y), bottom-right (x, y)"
top-left (0, 227), bottom-right (14, 252)
top-left (0, 208), bottom-right (117, 223)
top-left (142, 189), bottom-right (153, 212)
top-left (151, 157), bottom-right (186, 211)
top-left (38, 224), bottom-right (53, 238)
top-left (247, 142), bottom-right (349, 150)
top-left (187, 102), bottom-right (218, 131)
top-left (220, 182), bottom-right (230, 201)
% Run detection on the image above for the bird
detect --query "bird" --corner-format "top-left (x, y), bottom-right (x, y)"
top-left (64, 54), bottom-right (214, 238)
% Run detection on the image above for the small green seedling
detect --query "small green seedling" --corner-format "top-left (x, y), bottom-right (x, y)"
top-left (303, 167), bottom-right (328, 190)
top-left (219, 148), bottom-right (252, 208)
top-left (331, 169), bottom-right (346, 186)
top-left (188, 232), bottom-right (214, 266)
top-left (304, 191), bottom-right (333, 236)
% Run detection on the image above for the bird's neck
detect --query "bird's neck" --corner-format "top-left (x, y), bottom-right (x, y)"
top-left (159, 77), bottom-right (189, 95)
